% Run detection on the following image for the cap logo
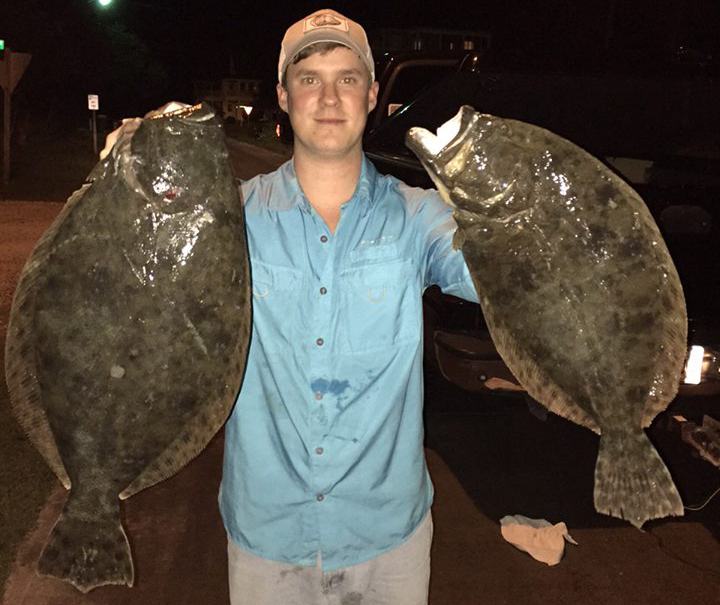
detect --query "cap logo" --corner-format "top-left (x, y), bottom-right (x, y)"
top-left (304, 12), bottom-right (349, 33)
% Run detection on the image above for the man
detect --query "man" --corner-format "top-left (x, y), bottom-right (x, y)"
top-left (220, 8), bottom-right (478, 605)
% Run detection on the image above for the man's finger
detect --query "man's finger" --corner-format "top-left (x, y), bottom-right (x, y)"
top-left (99, 117), bottom-right (142, 160)
top-left (144, 101), bottom-right (192, 118)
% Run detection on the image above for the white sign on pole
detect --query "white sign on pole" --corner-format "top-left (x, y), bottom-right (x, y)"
top-left (88, 94), bottom-right (99, 111)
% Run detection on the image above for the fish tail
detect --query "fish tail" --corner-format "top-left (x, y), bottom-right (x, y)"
top-left (594, 428), bottom-right (683, 528)
top-left (37, 504), bottom-right (133, 593)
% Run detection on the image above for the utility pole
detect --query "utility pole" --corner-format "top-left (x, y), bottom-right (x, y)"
top-left (0, 44), bottom-right (32, 185)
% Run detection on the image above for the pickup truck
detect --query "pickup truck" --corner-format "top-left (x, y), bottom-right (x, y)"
top-left (362, 50), bottom-right (720, 402)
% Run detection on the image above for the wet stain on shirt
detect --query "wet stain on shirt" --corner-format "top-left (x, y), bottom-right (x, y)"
top-left (311, 378), bottom-right (350, 396)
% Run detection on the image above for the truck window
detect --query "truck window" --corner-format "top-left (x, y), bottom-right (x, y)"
top-left (381, 61), bottom-right (456, 116)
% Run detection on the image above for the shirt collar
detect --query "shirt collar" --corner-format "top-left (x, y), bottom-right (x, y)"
top-left (278, 155), bottom-right (378, 217)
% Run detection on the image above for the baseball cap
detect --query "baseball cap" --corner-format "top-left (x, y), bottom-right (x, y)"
top-left (278, 9), bottom-right (375, 84)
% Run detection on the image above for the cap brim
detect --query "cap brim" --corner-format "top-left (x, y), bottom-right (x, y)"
top-left (279, 30), bottom-right (374, 82)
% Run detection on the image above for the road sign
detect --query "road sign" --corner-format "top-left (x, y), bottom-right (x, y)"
top-left (88, 94), bottom-right (99, 111)
top-left (0, 49), bottom-right (31, 93)
top-left (1, 48), bottom-right (32, 184)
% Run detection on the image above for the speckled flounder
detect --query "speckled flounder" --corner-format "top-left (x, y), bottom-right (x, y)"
top-left (406, 106), bottom-right (688, 528)
top-left (4, 103), bottom-right (251, 591)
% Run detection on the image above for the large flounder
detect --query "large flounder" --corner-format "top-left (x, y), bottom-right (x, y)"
top-left (406, 106), bottom-right (687, 528)
top-left (4, 103), bottom-right (251, 591)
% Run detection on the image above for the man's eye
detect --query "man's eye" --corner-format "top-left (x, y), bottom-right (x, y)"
top-left (341, 77), bottom-right (357, 84)
top-left (301, 77), bottom-right (317, 85)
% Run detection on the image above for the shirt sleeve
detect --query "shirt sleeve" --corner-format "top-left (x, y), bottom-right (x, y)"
top-left (410, 187), bottom-right (479, 303)
top-left (238, 177), bottom-right (252, 206)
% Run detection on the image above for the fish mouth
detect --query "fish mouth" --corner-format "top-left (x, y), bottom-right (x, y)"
top-left (405, 105), bottom-right (478, 162)
top-left (405, 106), bottom-right (480, 207)
top-left (145, 102), bottom-right (217, 123)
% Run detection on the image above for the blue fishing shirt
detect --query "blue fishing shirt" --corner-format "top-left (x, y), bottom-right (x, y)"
top-left (219, 155), bottom-right (477, 571)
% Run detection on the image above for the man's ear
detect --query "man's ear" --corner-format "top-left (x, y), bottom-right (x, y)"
top-left (367, 81), bottom-right (379, 113)
top-left (277, 83), bottom-right (289, 113)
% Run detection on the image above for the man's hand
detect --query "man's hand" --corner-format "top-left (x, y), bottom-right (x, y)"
top-left (99, 102), bottom-right (192, 160)
top-left (143, 101), bottom-right (192, 118)
top-left (99, 117), bottom-right (142, 161)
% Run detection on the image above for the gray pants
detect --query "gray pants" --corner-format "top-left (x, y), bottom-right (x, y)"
top-left (227, 512), bottom-right (433, 605)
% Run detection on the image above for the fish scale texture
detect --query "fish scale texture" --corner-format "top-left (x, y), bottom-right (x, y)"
top-left (4, 103), bottom-right (251, 592)
top-left (407, 107), bottom-right (687, 527)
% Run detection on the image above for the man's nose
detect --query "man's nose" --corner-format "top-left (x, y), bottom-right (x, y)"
top-left (320, 82), bottom-right (339, 106)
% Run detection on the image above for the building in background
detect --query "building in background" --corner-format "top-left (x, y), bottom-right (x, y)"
top-left (193, 78), bottom-right (262, 121)
top-left (369, 27), bottom-right (491, 55)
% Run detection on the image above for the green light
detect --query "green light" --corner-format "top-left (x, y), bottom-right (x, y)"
top-left (0, 40), bottom-right (5, 51)
top-left (98, 0), bottom-right (113, 6)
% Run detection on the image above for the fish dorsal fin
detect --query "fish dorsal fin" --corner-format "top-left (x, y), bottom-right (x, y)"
top-left (4, 183), bottom-right (93, 490)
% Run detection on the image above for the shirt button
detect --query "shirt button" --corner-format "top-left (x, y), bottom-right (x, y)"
top-left (320, 235), bottom-right (328, 243)
top-left (316, 493), bottom-right (325, 502)
top-left (319, 287), bottom-right (327, 295)
top-left (314, 392), bottom-right (323, 401)
top-left (316, 338), bottom-right (324, 346)
top-left (315, 447), bottom-right (324, 455)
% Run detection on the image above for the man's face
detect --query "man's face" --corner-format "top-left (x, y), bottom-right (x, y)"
top-left (277, 46), bottom-right (379, 159)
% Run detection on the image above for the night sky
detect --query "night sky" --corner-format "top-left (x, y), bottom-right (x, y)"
top-left (2, 0), bottom-right (719, 121)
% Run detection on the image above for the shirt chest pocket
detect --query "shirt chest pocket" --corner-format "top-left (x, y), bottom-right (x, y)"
top-left (338, 257), bottom-right (421, 354)
top-left (251, 259), bottom-right (302, 353)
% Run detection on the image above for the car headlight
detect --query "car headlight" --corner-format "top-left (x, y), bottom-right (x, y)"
top-left (683, 345), bottom-right (720, 385)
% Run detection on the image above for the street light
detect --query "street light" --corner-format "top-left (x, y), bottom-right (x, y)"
top-left (97, 0), bottom-right (113, 7)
